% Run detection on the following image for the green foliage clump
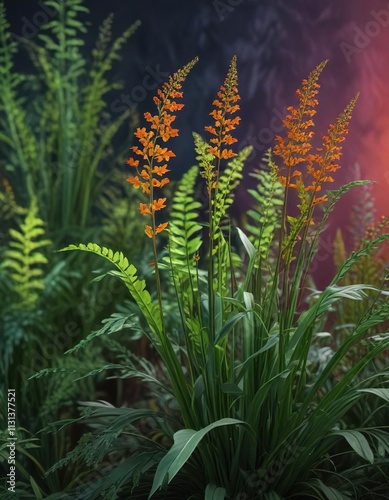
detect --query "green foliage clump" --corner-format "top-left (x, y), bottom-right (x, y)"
top-left (0, 0), bottom-right (140, 236)
top-left (51, 58), bottom-right (389, 500)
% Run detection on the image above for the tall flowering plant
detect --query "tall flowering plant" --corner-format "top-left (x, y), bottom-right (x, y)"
top-left (57, 59), bottom-right (389, 499)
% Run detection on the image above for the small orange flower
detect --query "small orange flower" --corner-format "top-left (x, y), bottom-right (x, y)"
top-left (153, 165), bottom-right (170, 176)
top-left (140, 169), bottom-right (150, 180)
top-left (126, 157), bottom-right (139, 168)
top-left (139, 203), bottom-right (152, 215)
top-left (126, 176), bottom-right (142, 188)
top-left (156, 222), bottom-right (168, 233)
top-left (151, 198), bottom-right (167, 211)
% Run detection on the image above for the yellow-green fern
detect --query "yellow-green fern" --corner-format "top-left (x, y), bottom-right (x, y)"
top-left (3, 200), bottom-right (51, 308)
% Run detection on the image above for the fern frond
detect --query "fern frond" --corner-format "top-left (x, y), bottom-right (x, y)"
top-left (60, 243), bottom-right (163, 337)
top-left (38, 0), bottom-right (88, 65)
top-left (66, 312), bottom-right (141, 354)
top-left (168, 165), bottom-right (202, 270)
top-left (331, 233), bottom-right (389, 286)
top-left (46, 405), bottom-right (165, 474)
top-left (164, 166), bottom-right (204, 350)
top-left (75, 18), bottom-right (140, 223)
top-left (3, 200), bottom-right (51, 308)
top-left (0, 3), bottom-right (19, 85)
top-left (213, 145), bottom-right (252, 236)
top-left (245, 150), bottom-right (284, 261)
top-left (0, 3), bottom-right (37, 198)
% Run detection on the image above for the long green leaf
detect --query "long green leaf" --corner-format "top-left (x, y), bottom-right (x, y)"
top-left (332, 430), bottom-right (374, 464)
top-left (205, 483), bottom-right (227, 500)
top-left (149, 418), bottom-right (247, 498)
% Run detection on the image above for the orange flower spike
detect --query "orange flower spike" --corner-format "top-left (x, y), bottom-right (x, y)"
top-left (306, 93), bottom-right (359, 207)
top-left (126, 56), bottom-right (198, 238)
top-left (205, 55), bottom-right (240, 161)
top-left (274, 60), bottom-right (328, 182)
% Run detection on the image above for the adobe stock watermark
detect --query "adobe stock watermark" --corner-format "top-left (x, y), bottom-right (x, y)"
top-left (6, 389), bottom-right (17, 494)
top-left (213, 0), bottom-right (245, 21)
top-left (340, 6), bottom-right (389, 63)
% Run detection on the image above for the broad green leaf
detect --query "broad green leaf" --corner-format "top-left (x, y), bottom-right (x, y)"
top-left (30, 476), bottom-right (43, 500)
top-left (311, 479), bottom-right (351, 499)
top-left (237, 227), bottom-right (256, 259)
top-left (332, 430), bottom-right (374, 464)
top-left (214, 311), bottom-right (249, 345)
top-left (205, 483), bottom-right (226, 500)
top-left (357, 388), bottom-right (389, 404)
top-left (149, 418), bottom-right (247, 498)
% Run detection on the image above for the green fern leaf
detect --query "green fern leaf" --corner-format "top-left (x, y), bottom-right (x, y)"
top-left (213, 145), bottom-right (252, 232)
top-left (60, 243), bottom-right (163, 337)
top-left (3, 199), bottom-right (51, 308)
top-left (66, 312), bottom-right (141, 354)
top-left (168, 165), bottom-right (202, 271)
top-left (245, 150), bottom-right (284, 260)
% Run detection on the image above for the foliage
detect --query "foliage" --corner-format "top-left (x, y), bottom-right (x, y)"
top-left (244, 150), bottom-right (284, 262)
top-left (0, 1), bottom-right (146, 497)
top-left (0, 199), bottom-right (51, 372)
top-left (0, 0), bottom-right (140, 236)
top-left (331, 215), bottom-right (389, 373)
top-left (52, 58), bottom-right (389, 500)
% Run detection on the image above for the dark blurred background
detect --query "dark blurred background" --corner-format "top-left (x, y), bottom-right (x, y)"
top-left (5, 0), bottom-right (389, 281)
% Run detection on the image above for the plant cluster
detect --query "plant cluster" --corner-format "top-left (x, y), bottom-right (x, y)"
top-left (46, 57), bottom-right (389, 499)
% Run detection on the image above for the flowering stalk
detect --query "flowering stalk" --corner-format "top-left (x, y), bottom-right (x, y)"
top-left (204, 55), bottom-right (240, 195)
top-left (273, 60), bottom-right (357, 370)
top-left (203, 55), bottom-right (241, 340)
top-left (273, 60), bottom-right (326, 252)
top-left (126, 57), bottom-right (198, 324)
